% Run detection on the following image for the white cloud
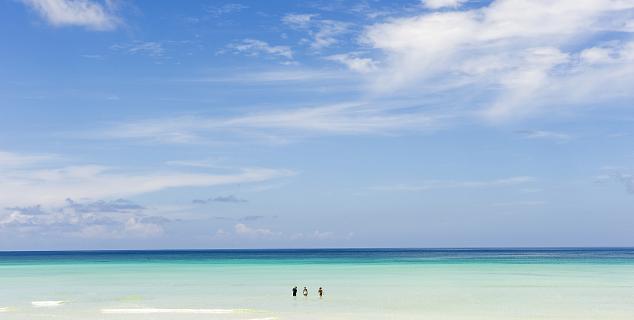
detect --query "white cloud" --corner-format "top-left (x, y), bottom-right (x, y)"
top-left (311, 20), bottom-right (349, 49)
top-left (0, 150), bottom-right (56, 168)
top-left (282, 13), bottom-right (316, 28)
top-left (207, 3), bottom-right (248, 17)
top-left (0, 198), bottom-right (165, 239)
top-left (111, 41), bottom-right (165, 58)
top-left (516, 130), bottom-right (571, 142)
top-left (282, 13), bottom-right (349, 49)
top-left (423, 0), bottom-right (467, 9)
top-left (580, 41), bottom-right (634, 64)
top-left (21, 0), bottom-right (119, 30)
top-left (0, 150), bottom-right (294, 207)
top-left (225, 39), bottom-right (293, 60)
top-left (234, 223), bottom-right (280, 238)
top-left (361, 0), bottom-right (634, 121)
top-left (183, 68), bottom-right (351, 84)
top-left (371, 176), bottom-right (535, 192)
top-left (215, 224), bottom-right (345, 242)
top-left (595, 169), bottom-right (634, 194)
top-left (103, 102), bottom-right (442, 144)
top-left (326, 53), bottom-right (378, 73)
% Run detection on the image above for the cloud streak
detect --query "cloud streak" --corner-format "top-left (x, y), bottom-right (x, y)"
top-left (0, 150), bottom-right (294, 207)
top-left (193, 195), bottom-right (248, 204)
top-left (102, 102), bottom-right (443, 144)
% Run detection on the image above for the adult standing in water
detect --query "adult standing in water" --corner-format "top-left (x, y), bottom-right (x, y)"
top-left (318, 287), bottom-right (324, 298)
top-left (303, 287), bottom-right (308, 297)
top-left (292, 286), bottom-right (298, 297)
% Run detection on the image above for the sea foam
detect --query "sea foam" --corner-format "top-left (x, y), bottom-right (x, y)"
top-left (31, 301), bottom-right (65, 307)
top-left (101, 308), bottom-right (236, 314)
top-left (0, 307), bottom-right (8, 312)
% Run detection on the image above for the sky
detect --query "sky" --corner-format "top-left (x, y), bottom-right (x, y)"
top-left (0, 0), bottom-right (633, 250)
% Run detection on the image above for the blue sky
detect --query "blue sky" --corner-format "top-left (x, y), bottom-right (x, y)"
top-left (1, 0), bottom-right (633, 250)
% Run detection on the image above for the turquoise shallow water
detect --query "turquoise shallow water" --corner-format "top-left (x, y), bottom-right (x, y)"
top-left (1, 249), bottom-right (633, 319)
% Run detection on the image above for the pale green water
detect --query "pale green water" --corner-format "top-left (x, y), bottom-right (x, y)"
top-left (1, 249), bottom-right (633, 319)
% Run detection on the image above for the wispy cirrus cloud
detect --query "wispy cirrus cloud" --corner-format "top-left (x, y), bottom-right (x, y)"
top-left (110, 41), bottom-right (165, 58)
top-left (0, 150), bottom-right (57, 168)
top-left (283, 13), bottom-right (350, 49)
top-left (21, 0), bottom-right (120, 31)
top-left (214, 223), bottom-right (348, 242)
top-left (357, 0), bottom-right (634, 121)
top-left (192, 195), bottom-right (247, 204)
top-left (595, 168), bottom-right (634, 195)
top-left (224, 39), bottom-right (293, 60)
top-left (515, 130), bottom-right (572, 142)
top-left (101, 102), bottom-right (443, 144)
top-left (207, 3), bottom-right (248, 17)
top-left (0, 150), bottom-right (294, 207)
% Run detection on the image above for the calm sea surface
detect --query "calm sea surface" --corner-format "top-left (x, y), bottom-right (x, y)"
top-left (1, 248), bottom-right (633, 319)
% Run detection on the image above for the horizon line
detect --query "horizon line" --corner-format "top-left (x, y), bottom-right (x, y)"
top-left (2, 246), bottom-right (633, 253)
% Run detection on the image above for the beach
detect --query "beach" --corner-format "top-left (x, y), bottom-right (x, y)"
top-left (1, 249), bottom-right (633, 319)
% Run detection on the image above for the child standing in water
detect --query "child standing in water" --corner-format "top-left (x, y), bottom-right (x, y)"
top-left (292, 286), bottom-right (298, 297)
top-left (318, 287), bottom-right (324, 298)
top-left (303, 287), bottom-right (308, 297)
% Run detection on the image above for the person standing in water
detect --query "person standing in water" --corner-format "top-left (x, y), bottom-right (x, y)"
top-left (318, 287), bottom-right (324, 298)
top-left (303, 287), bottom-right (308, 297)
top-left (292, 286), bottom-right (298, 297)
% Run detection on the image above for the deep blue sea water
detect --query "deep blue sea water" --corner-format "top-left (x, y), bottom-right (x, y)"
top-left (1, 247), bottom-right (633, 265)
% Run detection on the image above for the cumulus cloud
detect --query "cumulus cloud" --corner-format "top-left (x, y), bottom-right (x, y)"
top-left (4, 205), bottom-right (46, 216)
top-left (0, 198), bottom-right (166, 238)
top-left (225, 39), bottom-right (293, 60)
top-left (360, 0), bottom-right (634, 121)
top-left (21, 0), bottom-right (120, 30)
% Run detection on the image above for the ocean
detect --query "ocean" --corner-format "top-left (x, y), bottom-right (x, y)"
top-left (0, 248), bottom-right (633, 319)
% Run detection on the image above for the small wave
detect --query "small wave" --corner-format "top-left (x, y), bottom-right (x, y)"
top-left (101, 308), bottom-right (236, 314)
top-left (32, 301), bottom-right (65, 307)
top-left (0, 307), bottom-right (8, 312)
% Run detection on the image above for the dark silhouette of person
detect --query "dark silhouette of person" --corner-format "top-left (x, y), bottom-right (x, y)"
top-left (292, 286), bottom-right (298, 297)
top-left (318, 287), bottom-right (324, 298)
top-left (303, 286), bottom-right (308, 297)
